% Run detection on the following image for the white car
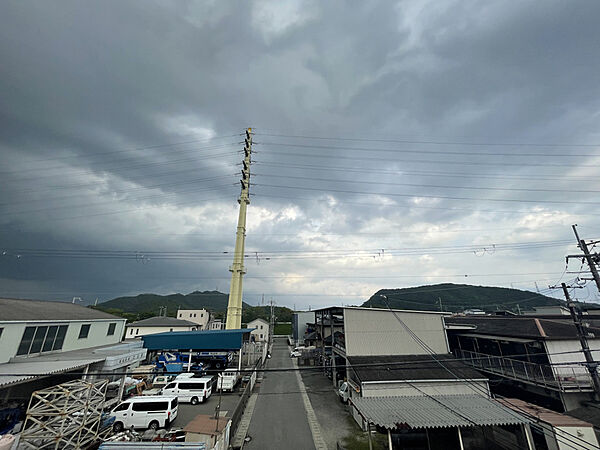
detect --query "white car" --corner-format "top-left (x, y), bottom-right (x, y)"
top-left (161, 376), bottom-right (214, 404)
top-left (110, 396), bottom-right (178, 431)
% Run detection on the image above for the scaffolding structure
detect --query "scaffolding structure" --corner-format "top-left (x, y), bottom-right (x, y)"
top-left (19, 379), bottom-right (108, 449)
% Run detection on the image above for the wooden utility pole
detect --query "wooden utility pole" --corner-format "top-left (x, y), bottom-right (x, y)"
top-left (226, 128), bottom-right (252, 330)
top-left (561, 283), bottom-right (600, 400)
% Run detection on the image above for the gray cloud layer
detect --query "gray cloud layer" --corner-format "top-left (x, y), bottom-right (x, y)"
top-left (1, 1), bottom-right (599, 309)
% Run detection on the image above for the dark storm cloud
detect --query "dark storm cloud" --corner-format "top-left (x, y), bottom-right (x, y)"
top-left (1, 0), bottom-right (599, 308)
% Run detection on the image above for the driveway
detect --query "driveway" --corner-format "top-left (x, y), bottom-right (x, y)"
top-left (245, 338), bottom-right (316, 449)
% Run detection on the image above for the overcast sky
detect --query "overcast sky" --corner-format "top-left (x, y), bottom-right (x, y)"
top-left (1, 1), bottom-right (600, 311)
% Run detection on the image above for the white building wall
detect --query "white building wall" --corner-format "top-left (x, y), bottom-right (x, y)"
top-left (360, 380), bottom-right (490, 398)
top-left (177, 309), bottom-right (209, 329)
top-left (0, 319), bottom-right (125, 364)
top-left (125, 325), bottom-right (195, 338)
top-left (545, 339), bottom-right (600, 381)
top-left (343, 309), bottom-right (449, 356)
top-left (554, 426), bottom-right (599, 449)
top-left (248, 319), bottom-right (269, 342)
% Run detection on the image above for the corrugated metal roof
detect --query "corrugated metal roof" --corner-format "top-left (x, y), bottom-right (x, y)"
top-left (0, 358), bottom-right (105, 387)
top-left (0, 298), bottom-right (123, 321)
top-left (141, 329), bottom-right (252, 351)
top-left (351, 395), bottom-right (528, 429)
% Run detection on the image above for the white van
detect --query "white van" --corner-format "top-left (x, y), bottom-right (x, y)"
top-left (110, 396), bottom-right (178, 431)
top-left (161, 377), bottom-right (213, 405)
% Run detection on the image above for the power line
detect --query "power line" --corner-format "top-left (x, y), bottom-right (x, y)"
top-left (255, 183), bottom-right (600, 206)
top-left (256, 143), bottom-right (599, 167)
top-left (254, 172), bottom-right (600, 194)
top-left (254, 131), bottom-right (600, 149)
top-left (255, 193), bottom-right (600, 217)
top-left (4, 133), bottom-right (242, 164)
top-left (0, 174), bottom-right (237, 207)
top-left (255, 161), bottom-right (600, 182)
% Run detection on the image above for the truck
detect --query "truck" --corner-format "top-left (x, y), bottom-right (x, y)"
top-left (217, 369), bottom-right (241, 392)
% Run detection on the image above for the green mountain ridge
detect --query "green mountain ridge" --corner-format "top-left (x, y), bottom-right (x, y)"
top-left (362, 283), bottom-right (562, 312)
top-left (96, 290), bottom-right (293, 323)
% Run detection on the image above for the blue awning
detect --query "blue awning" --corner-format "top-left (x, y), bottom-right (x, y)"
top-left (141, 329), bottom-right (253, 351)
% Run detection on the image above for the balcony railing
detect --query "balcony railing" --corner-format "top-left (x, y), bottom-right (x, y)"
top-left (456, 349), bottom-right (594, 392)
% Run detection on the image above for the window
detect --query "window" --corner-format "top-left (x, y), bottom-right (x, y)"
top-left (164, 383), bottom-right (176, 390)
top-left (42, 326), bottom-right (59, 352)
top-left (113, 403), bottom-right (130, 412)
top-left (132, 401), bottom-right (168, 412)
top-left (193, 313), bottom-right (197, 317)
top-left (52, 326), bottom-right (68, 350)
top-left (178, 313), bottom-right (182, 318)
top-left (189, 313), bottom-right (192, 318)
top-left (260, 334), bottom-right (263, 339)
top-left (17, 325), bottom-right (68, 356)
top-left (78, 324), bottom-right (90, 339)
top-left (201, 313), bottom-right (203, 318)
top-left (179, 382), bottom-right (204, 390)
top-left (260, 325), bottom-right (263, 329)
top-left (107, 323), bottom-right (116, 336)
top-left (170, 398), bottom-right (178, 408)
top-left (129, 328), bottom-right (133, 335)
top-left (0, 328), bottom-right (3, 339)
top-left (136, 328), bottom-right (139, 335)
top-left (16, 327), bottom-right (36, 355)
top-left (170, 328), bottom-right (173, 332)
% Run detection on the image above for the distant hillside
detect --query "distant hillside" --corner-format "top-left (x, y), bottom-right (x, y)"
top-left (362, 283), bottom-right (561, 313)
top-left (96, 290), bottom-right (293, 323)
top-left (98, 291), bottom-right (238, 316)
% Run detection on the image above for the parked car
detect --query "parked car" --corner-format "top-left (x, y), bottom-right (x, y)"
top-left (161, 376), bottom-right (213, 405)
top-left (109, 396), bottom-right (178, 432)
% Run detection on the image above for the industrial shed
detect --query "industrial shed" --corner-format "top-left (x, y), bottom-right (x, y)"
top-left (141, 329), bottom-right (253, 351)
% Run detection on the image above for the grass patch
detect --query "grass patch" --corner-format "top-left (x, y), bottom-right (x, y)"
top-left (274, 323), bottom-right (292, 335)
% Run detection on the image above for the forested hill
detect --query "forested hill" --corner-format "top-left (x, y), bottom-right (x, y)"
top-left (362, 283), bottom-right (561, 313)
top-left (96, 290), bottom-right (293, 323)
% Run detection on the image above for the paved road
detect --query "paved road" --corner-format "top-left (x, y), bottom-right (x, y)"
top-left (245, 338), bottom-right (315, 450)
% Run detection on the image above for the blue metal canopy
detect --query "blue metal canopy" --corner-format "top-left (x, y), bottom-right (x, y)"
top-left (141, 329), bottom-right (253, 351)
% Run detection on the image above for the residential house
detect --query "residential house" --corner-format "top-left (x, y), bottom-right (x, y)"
top-left (247, 318), bottom-right (269, 342)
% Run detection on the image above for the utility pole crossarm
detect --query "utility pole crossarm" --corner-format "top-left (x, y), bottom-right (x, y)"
top-left (571, 225), bottom-right (600, 294)
top-left (225, 128), bottom-right (253, 330)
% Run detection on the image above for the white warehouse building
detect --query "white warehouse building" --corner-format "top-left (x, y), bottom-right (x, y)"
top-left (0, 298), bottom-right (146, 408)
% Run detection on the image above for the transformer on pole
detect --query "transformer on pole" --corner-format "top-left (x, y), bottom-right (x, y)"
top-left (226, 128), bottom-right (252, 330)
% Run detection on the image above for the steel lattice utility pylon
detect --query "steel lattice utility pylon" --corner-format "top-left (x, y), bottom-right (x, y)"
top-left (19, 379), bottom-right (108, 450)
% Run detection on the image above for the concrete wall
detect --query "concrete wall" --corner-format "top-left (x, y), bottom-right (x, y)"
top-left (125, 325), bottom-right (195, 338)
top-left (248, 319), bottom-right (269, 342)
top-left (0, 319), bottom-right (126, 364)
top-left (360, 380), bottom-right (490, 398)
top-left (343, 309), bottom-right (449, 356)
top-left (177, 309), bottom-right (209, 329)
